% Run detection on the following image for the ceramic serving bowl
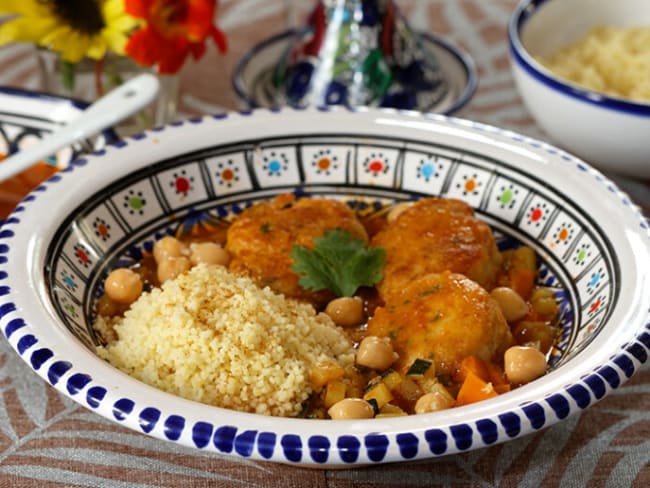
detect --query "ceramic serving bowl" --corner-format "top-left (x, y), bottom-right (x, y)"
top-left (0, 86), bottom-right (117, 217)
top-left (1, 107), bottom-right (649, 467)
top-left (233, 29), bottom-right (476, 114)
top-left (508, 0), bottom-right (650, 178)
top-left (0, 86), bottom-right (116, 164)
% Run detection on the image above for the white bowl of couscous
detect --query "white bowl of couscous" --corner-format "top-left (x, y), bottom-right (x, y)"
top-left (508, 0), bottom-right (650, 178)
top-left (0, 106), bottom-right (649, 467)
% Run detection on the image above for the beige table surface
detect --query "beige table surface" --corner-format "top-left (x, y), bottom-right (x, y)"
top-left (0, 1), bottom-right (649, 486)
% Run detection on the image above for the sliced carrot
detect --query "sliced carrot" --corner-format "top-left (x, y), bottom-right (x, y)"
top-left (455, 355), bottom-right (490, 384)
top-left (509, 268), bottom-right (536, 301)
top-left (455, 371), bottom-right (499, 406)
top-left (485, 360), bottom-right (508, 388)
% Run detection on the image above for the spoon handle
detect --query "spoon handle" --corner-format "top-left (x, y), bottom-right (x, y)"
top-left (0, 73), bottom-right (161, 182)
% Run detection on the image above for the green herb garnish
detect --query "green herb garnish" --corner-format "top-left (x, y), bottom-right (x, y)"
top-left (290, 229), bottom-right (385, 297)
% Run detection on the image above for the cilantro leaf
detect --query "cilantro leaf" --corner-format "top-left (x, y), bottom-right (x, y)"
top-left (290, 229), bottom-right (385, 297)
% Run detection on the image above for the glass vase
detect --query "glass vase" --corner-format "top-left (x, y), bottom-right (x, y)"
top-left (36, 48), bottom-right (179, 136)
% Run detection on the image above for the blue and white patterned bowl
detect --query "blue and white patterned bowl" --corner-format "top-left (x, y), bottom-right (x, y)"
top-left (0, 107), bottom-right (649, 466)
top-left (0, 86), bottom-right (116, 164)
top-left (232, 29), bottom-right (477, 115)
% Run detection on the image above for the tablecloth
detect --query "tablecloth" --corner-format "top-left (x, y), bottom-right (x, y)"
top-left (0, 1), bottom-right (649, 486)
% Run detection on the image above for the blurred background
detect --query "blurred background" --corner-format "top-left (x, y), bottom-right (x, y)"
top-left (0, 0), bottom-right (531, 133)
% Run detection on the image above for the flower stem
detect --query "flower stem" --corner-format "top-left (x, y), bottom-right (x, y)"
top-left (95, 57), bottom-right (105, 96)
top-left (61, 61), bottom-right (76, 92)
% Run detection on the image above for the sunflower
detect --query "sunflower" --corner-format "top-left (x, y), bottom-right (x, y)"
top-left (0, 0), bottom-right (139, 63)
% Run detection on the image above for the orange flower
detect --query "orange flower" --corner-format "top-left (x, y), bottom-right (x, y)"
top-left (125, 0), bottom-right (227, 74)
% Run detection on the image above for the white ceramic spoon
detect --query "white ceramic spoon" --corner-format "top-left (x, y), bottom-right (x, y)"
top-left (0, 73), bottom-right (161, 182)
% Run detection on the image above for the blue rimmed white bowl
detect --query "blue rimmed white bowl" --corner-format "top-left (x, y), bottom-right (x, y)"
top-left (0, 86), bottom-right (118, 217)
top-left (0, 86), bottom-right (116, 164)
top-left (0, 107), bottom-right (649, 466)
top-left (508, 0), bottom-right (650, 178)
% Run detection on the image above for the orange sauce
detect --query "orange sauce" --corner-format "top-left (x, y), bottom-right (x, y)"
top-left (0, 154), bottom-right (59, 218)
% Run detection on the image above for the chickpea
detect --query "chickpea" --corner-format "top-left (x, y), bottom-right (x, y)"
top-left (531, 287), bottom-right (558, 316)
top-left (157, 256), bottom-right (191, 283)
top-left (356, 336), bottom-right (396, 371)
top-left (104, 268), bottom-right (143, 304)
top-left (414, 391), bottom-right (454, 414)
top-left (504, 345), bottom-right (547, 385)
top-left (491, 287), bottom-right (529, 323)
top-left (328, 398), bottom-right (375, 420)
top-left (325, 296), bottom-right (364, 327)
top-left (386, 202), bottom-right (413, 223)
top-left (189, 242), bottom-right (231, 267)
top-left (153, 236), bottom-right (186, 263)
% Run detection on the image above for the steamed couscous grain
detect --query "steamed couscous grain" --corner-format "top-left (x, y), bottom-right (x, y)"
top-left (95, 263), bottom-right (355, 417)
top-left (537, 25), bottom-right (650, 102)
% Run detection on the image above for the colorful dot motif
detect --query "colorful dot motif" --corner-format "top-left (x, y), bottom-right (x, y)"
top-left (457, 173), bottom-right (481, 196)
top-left (61, 298), bottom-right (78, 319)
top-left (363, 153), bottom-right (389, 176)
top-left (416, 157), bottom-right (441, 182)
top-left (311, 149), bottom-right (338, 175)
top-left (552, 222), bottom-right (574, 246)
top-left (73, 243), bottom-right (92, 268)
top-left (589, 296), bottom-right (603, 316)
top-left (527, 203), bottom-right (548, 227)
top-left (92, 218), bottom-right (111, 241)
top-left (216, 159), bottom-right (240, 187)
top-left (497, 185), bottom-right (519, 209)
top-left (587, 268), bottom-right (603, 294)
top-left (61, 272), bottom-right (77, 291)
top-left (171, 170), bottom-right (193, 197)
top-left (574, 244), bottom-right (592, 266)
top-left (124, 190), bottom-right (146, 215)
top-left (262, 152), bottom-right (288, 177)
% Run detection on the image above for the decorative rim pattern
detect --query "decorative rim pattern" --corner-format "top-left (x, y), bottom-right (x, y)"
top-left (232, 29), bottom-right (477, 115)
top-left (0, 85), bottom-right (90, 111)
top-left (49, 134), bottom-right (612, 364)
top-left (0, 86), bottom-right (118, 166)
top-left (0, 107), bottom-right (649, 466)
top-left (507, 0), bottom-right (650, 117)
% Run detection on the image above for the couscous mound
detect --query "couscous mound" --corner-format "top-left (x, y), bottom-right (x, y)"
top-left (95, 263), bottom-right (355, 417)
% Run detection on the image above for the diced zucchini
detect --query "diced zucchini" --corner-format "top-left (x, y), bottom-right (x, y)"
top-left (379, 403), bottom-right (406, 415)
top-left (381, 369), bottom-right (403, 391)
top-left (407, 358), bottom-right (432, 376)
top-left (363, 381), bottom-right (394, 409)
top-left (363, 375), bottom-right (383, 393)
top-left (366, 398), bottom-right (380, 415)
top-left (379, 403), bottom-right (406, 414)
top-left (396, 376), bottom-right (423, 403)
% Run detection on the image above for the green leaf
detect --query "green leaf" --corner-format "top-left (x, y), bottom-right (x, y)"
top-left (290, 229), bottom-right (385, 297)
